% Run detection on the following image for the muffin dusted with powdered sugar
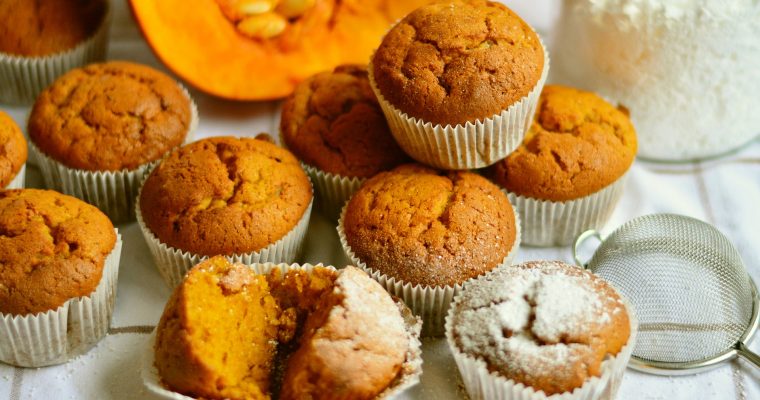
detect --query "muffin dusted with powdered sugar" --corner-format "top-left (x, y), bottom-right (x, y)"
top-left (446, 260), bottom-right (635, 398)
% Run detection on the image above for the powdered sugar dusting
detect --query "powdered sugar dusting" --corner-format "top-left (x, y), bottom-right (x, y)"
top-left (452, 261), bottom-right (628, 393)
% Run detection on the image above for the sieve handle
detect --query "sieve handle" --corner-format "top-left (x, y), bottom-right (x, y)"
top-left (573, 229), bottom-right (603, 269)
top-left (736, 342), bottom-right (760, 368)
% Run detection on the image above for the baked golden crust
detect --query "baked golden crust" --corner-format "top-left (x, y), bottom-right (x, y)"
top-left (0, 111), bottom-right (27, 187)
top-left (279, 266), bottom-right (408, 400)
top-left (280, 64), bottom-right (409, 178)
top-left (0, 189), bottom-right (116, 315)
top-left (343, 163), bottom-right (517, 287)
top-left (490, 85), bottom-right (637, 201)
top-left (0, 0), bottom-right (106, 56)
top-left (28, 61), bottom-right (191, 171)
top-left (452, 261), bottom-right (631, 396)
top-left (139, 137), bottom-right (312, 257)
top-left (154, 256), bottom-right (280, 400)
top-left (371, 0), bottom-right (544, 126)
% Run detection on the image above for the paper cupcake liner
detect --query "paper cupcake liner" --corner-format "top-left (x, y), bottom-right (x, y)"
top-left (445, 293), bottom-right (638, 400)
top-left (337, 203), bottom-right (522, 337)
top-left (0, 230), bottom-right (122, 368)
top-left (136, 185), bottom-right (314, 289)
top-left (4, 163), bottom-right (25, 189)
top-left (301, 162), bottom-right (365, 219)
top-left (29, 89), bottom-right (198, 223)
top-left (368, 38), bottom-right (549, 170)
top-left (0, 3), bottom-right (111, 105)
top-left (141, 262), bottom-right (423, 400)
top-left (505, 174), bottom-right (628, 247)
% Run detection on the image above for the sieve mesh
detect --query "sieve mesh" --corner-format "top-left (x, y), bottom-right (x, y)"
top-left (584, 214), bottom-right (754, 365)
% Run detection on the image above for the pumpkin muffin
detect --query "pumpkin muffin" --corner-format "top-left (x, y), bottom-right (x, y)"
top-left (154, 256), bottom-right (283, 400)
top-left (0, 189), bottom-right (116, 315)
top-left (448, 261), bottom-right (633, 397)
top-left (139, 136), bottom-right (312, 257)
top-left (371, 0), bottom-right (545, 126)
top-left (0, 0), bottom-right (106, 57)
top-left (342, 163), bottom-right (517, 287)
top-left (28, 61), bottom-right (193, 172)
top-left (281, 64), bottom-right (409, 178)
top-left (490, 85), bottom-right (637, 202)
top-left (152, 258), bottom-right (418, 400)
top-left (277, 266), bottom-right (409, 400)
top-left (0, 111), bottom-right (27, 188)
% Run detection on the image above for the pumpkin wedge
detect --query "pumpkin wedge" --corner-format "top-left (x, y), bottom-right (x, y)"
top-left (130, 0), bottom-right (430, 100)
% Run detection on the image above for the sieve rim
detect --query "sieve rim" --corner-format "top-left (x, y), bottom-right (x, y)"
top-left (627, 277), bottom-right (760, 375)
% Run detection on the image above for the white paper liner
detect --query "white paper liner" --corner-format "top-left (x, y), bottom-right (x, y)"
top-left (0, 3), bottom-right (111, 105)
top-left (505, 174), bottom-right (628, 247)
top-left (29, 88), bottom-right (198, 223)
top-left (4, 163), bottom-right (25, 189)
top-left (337, 202), bottom-right (522, 337)
top-left (445, 290), bottom-right (638, 400)
top-left (0, 230), bottom-right (122, 368)
top-left (140, 262), bottom-right (423, 400)
top-left (302, 162), bottom-right (365, 219)
top-left (368, 37), bottom-right (549, 170)
top-left (136, 185), bottom-right (314, 289)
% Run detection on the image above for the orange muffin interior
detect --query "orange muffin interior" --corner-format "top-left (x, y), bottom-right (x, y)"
top-left (154, 257), bottom-right (284, 399)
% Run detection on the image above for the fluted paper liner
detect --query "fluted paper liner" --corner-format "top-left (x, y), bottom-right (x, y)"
top-left (0, 231), bottom-right (122, 367)
top-left (368, 38), bottom-right (549, 170)
top-left (445, 290), bottom-right (638, 400)
top-left (141, 262), bottom-right (423, 399)
top-left (0, 4), bottom-right (111, 105)
top-left (136, 185), bottom-right (314, 289)
top-left (302, 162), bottom-right (365, 219)
top-left (506, 174), bottom-right (627, 247)
top-left (4, 164), bottom-right (25, 189)
top-left (29, 88), bottom-right (198, 223)
top-left (337, 203), bottom-right (522, 337)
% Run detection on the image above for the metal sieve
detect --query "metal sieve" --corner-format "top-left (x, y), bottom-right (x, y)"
top-left (573, 213), bottom-right (760, 374)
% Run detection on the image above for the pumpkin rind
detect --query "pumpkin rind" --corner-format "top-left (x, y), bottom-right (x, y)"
top-left (129, 0), bottom-right (431, 100)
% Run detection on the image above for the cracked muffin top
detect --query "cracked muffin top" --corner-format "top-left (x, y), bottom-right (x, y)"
top-left (0, 189), bottom-right (116, 315)
top-left (489, 85), bottom-right (637, 201)
top-left (0, 111), bottom-right (27, 187)
top-left (342, 163), bottom-right (517, 287)
top-left (280, 64), bottom-right (409, 178)
top-left (0, 0), bottom-right (106, 57)
top-left (371, 0), bottom-right (544, 126)
top-left (28, 61), bottom-right (192, 171)
top-left (139, 136), bottom-right (312, 257)
top-left (450, 260), bottom-right (631, 396)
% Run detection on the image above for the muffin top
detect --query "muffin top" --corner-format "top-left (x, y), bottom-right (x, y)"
top-left (0, 189), bottom-right (116, 315)
top-left (451, 261), bottom-right (631, 396)
top-left (490, 85), bottom-right (637, 201)
top-left (280, 64), bottom-right (409, 178)
top-left (343, 163), bottom-right (516, 287)
top-left (28, 61), bottom-right (192, 171)
top-left (0, 111), bottom-right (27, 187)
top-left (371, 0), bottom-right (544, 126)
top-left (139, 136), bottom-right (312, 257)
top-left (0, 0), bottom-right (106, 57)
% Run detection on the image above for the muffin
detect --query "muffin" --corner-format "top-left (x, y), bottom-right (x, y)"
top-left (145, 258), bottom-right (422, 400)
top-left (0, 111), bottom-right (27, 188)
top-left (0, 189), bottom-right (122, 367)
top-left (137, 136), bottom-right (313, 288)
top-left (489, 85), bottom-right (637, 246)
top-left (280, 64), bottom-right (410, 216)
top-left (370, 0), bottom-right (548, 169)
top-left (0, 0), bottom-right (110, 104)
top-left (338, 163), bottom-right (520, 335)
top-left (28, 61), bottom-right (197, 222)
top-left (446, 261), bottom-right (636, 399)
